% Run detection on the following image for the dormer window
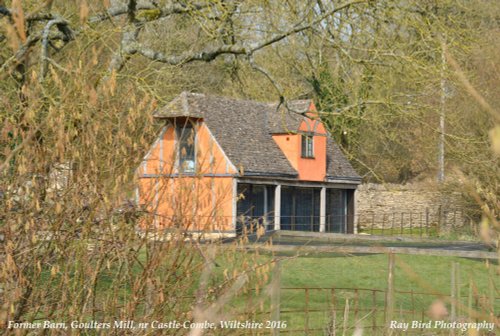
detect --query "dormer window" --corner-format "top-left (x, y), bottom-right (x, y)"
top-left (176, 123), bottom-right (195, 173)
top-left (301, 134), bottom-right (314, 158)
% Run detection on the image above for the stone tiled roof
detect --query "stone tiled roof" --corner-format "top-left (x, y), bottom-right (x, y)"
top-left (154, 92), bottom-right (360, 181)
top-left (154, 91), bottom-right (204, 118)
top-left (326, 137), bottom-right (360, 180)
top-left (267, 101), bottom-right (310, 134)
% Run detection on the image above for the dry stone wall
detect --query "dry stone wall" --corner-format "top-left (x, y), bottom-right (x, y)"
top-left (355, 183), bottom-right (466, 231)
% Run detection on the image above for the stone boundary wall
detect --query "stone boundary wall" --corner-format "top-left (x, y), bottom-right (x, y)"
top-left (355, 183), bottom-right (466, 231)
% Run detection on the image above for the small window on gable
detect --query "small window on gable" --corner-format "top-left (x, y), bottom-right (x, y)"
top-left (176, 123), bottom-right (195, 173)
top-left (301, 134), bottom-right (314, 158)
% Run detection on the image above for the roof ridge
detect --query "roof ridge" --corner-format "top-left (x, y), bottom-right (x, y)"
top-left (158, 92), bottom-right (311, 116)
top-left (172, 91), bottom-right (274, 107)
top-left (180, 91), bottom-right (205, 97)
top-left (208, 94), bottom-right (274, 107)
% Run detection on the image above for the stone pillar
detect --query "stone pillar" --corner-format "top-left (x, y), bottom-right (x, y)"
top-left (274, 185), bottom-right (281, 231)
top-left (320, 187), bottom-right (326, 232)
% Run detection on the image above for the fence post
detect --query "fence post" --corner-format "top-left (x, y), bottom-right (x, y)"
top-left (271, 259), bottom-right (281, 336)
top-left (474, 296), bottom-right (479, 322)
top-left (372, 290), bottom-right (377, 333)
top-left (489, 268), bottom-right (495, 317)
top-left (354, 289), bottom-right (359, 322)
top-left (330, 288), bottom-right (337, 335)
top-left (305, 288), bottom-right (309, 334)
top-left (331, 288), bottom-right (336, 308)
top-left (385, 253), bottom-right (395, 333)
top-left (342, 299), bottom-right (350, 336)
top-left (468, 279), bottom-right (473, 320)
top-left (456, 263), bottom-right (461, 318)
top-left (451, 262), bottom-right (457, 322)
top-left (411, 289), bottom-right (415, 320)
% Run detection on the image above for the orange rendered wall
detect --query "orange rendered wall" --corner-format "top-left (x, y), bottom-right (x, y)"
top-left (296, 116), bottom-right (327, 181)
top-left (138, 176), bottom-right (234, 231)
top-left (137, 121), bottom-right (236, 232)
top-left (271, 102), bottom-right (327, 182)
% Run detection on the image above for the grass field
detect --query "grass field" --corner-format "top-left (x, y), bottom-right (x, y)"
top-left (216, 251), bottom-right (499, 335)
top-left (279, 254), bottom-right (494, 292)
top-left (37, 243), bottom-right (499, 335)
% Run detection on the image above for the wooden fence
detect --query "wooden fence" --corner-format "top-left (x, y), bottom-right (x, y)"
top-left (254, 286), bottom-right (499, 335)
top-left (228, 254), bottom-right (499, 335)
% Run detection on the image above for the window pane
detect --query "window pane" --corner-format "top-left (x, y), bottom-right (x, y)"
top-left (236, 184), bottom-right (274, 233)
top-left (177, 125), bottom-right (195, 173)
top-left (301, 134), bottom-right (313, 158)
top-left (251, 185), bottom-right (265, 218)
top-left (236, 184), bottom-right (252, 234)
top-left (236, 184), bottom-right (251, 216)
top-left (326, 189), bottom-right (346, 233)
top-left (279, 187), bottom-right (320, 232)
top-left (295, 188), bottom-right (313, 231)
top-left (266, 186), bottom-right (275, 229)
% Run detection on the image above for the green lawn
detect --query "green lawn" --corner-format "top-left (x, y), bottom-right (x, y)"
top-left (35, 244), bottom-right (498, 335)
top-left (279, 254), bottom-right (493, 293)
top-left (216, 252), bottom-right (498, 335)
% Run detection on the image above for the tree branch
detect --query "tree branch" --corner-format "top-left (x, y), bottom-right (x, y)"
top-left (127, 0), bottom-right (137, 23)
top-left (1, 6), bottom-right (57, 22)
top-left (40, 17), bottom-right (70, 80)
top-left (89, 3), bottom-right (154, 23)
top-left (124, 0), bottom-right (367, 66)
top-left (248, 0), bottom-right (367, 54)
top-left (248, 56), bottom-right (284, 99)
top-left (107, 25), bottom-right (140, 73)
top-left (0, 33), bottom-right (41, 74)
top-left (89, 2), bottom-right (210, 23)
top-left (133, 43), bottom-right (247, 65)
